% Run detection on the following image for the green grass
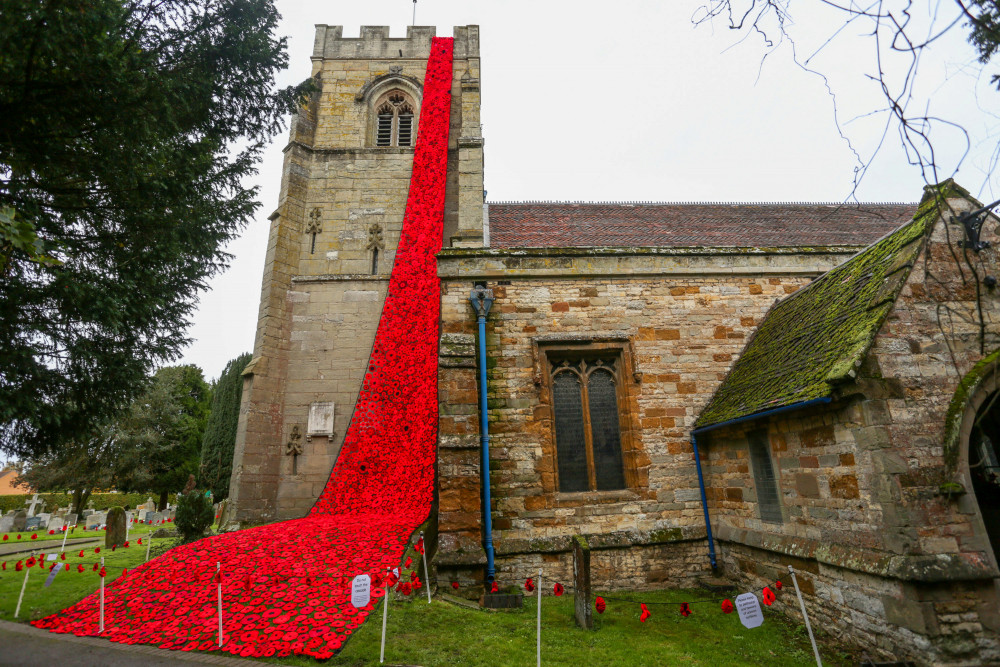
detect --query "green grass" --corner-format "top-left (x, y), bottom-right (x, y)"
top-left (0, 534), bottom-right (172, 623)
top-left (0, 529), bottom-right (850, 667)
top-left (4, 521), bottom-right (161, 542)
top-left (273, 589), bottom-right (848, 667)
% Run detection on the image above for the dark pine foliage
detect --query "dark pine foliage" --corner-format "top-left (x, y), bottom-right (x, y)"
top-left (0, 0), bottom-right (311, 457)
top-left (199, 352), bottom-right (251, 499)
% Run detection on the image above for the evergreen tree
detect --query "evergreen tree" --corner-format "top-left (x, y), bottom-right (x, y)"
top-left (114, 365), bottom-right (212, 510)
top-left (0, 0), bottom-right (311, 457)
top-left (199, 353), bottom-right (251, 500)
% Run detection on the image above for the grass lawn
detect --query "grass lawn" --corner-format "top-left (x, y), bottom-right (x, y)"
top-left (3, 520), bottom-right (162, 543)
top-left (0, 530), bottom-right (848, 666)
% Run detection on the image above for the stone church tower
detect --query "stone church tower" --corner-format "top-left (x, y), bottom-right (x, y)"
top-left (228, 26), bottom-right (485, 522)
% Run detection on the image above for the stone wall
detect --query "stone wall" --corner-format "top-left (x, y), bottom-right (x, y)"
top-left (699, 190), bottom-right (1000, 664)
top-left (434, 246), bottom-right (865, 585)
top-left (229, 26), bottom-right (484, 523)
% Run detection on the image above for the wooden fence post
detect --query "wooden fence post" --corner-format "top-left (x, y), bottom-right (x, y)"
top-left (572, 535), bottom-right (592, 629)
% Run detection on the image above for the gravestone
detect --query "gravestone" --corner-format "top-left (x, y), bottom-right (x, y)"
top-left (0, 512), bottom-right (14, 533)
top-left (82, 509), bottom-right (94, 518)
top-left (138, 510), bottom-right (149, 522)
top-left (147, 512), bottom-right (163, 524)
top-left (166, 509), bottom-right (176, 521)
top-left (85, 512), bottom-right (105, 530)
top-left (64, 513), bottom-right (78, 528)
top-left (143, 498), bottom-right (155, 512)
top-left (48, 517), bottom-right (65, 533)
top-left (13, 510), bottom-right (27, 532)
top-left (37, 513), bottom-right (51, 529)
top-left (55, 508), bottom-right (67, 518)
top-left (24, 493), bottom-right (44, 517)
top-left (25, 516), bottom-right (42, 531)
top-left (105, 507), bottom-right (126, 547)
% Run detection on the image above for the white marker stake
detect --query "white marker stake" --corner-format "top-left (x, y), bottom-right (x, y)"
top-left (60, 524), bottom-right (70, 553)
top-left (536, 568), bottom-right (542, 667)
top-left (788, 565), bottom-right (822, 667)
top-left (99, 556), bottom-right (105, 634)
top-left (145, 536), bottom-right (152, 562)
top-left (217, 562), bottom-right (224, 647)
top-left (14, 553), bottom-right (33, 619)
top-left (380, 568), bottom-right (390, 664)
top-left (420, 532), bottom-right (431, 604)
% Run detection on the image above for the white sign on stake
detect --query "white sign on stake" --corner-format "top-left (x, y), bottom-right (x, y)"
top-left (351, 574), bottom-right (371, 608)
top-left (735, 592), bottom-right (764, 629)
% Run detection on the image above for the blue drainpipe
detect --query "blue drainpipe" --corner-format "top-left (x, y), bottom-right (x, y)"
top-left (470, 283), bottom-right (496, 583)
top-left (689, 396), bottom-right (832, 571)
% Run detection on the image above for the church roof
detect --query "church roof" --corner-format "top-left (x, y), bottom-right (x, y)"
top-left (487, 202), bottom-right (917, 248)
top-left (695, 196), bottom-right (941, 428)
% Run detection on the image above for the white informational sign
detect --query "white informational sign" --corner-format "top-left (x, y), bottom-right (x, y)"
top-left (44, 563), bottom-right (63, 588)
top-left (736, 592), bottom-right (764, 629)
top-left (46, 553), bottom-right (58, 561)
top-left (351, 574), bottom-right (371, 608)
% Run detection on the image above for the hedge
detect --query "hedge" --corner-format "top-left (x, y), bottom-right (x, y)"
top-left (0, 492), bottom-right (179, 514)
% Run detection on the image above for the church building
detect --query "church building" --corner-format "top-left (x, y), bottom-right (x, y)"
top-left (227, 25), bottom-right (1000, 665)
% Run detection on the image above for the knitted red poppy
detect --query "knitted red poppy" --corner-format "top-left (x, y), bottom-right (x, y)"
top-left (640, 603), bottom-right (651, 623)
top-left (721, 599), bottom-right (734, 614)
top-left (595, 596), bottom-right (606, 614)
top-left (31, 533), bottom-right (37, 540)
top-left (415, 538), bottom-right (424, 554)
top-left (524, 578), bottom-right (535, 592)
top-left (404, 557), bottom-right (412, 568)
top-left (679, 603), bottom-right (691, 617)
top-left (553, 583), bottom-right (564, 596)
top-left (762, 587), bottom-right (776, 606)
top-left (451, 582), bottom-right (459, 590)
top-left (775, 580), bottom-right (782, 590)
top-left (16, 560), bottom-right (23, 571)
top-left (490, 581), bottom-right (499, 593)
top-left (99, 567), bottom-right (106, 578)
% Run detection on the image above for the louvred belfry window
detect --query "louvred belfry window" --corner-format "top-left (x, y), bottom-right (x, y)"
top-left (374, 91), bottom-right (416, 147)
top-left (550, 357), bottom-right (627, 492)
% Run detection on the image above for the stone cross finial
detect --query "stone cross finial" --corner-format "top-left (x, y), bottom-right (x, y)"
top-left (24, 493), bottom-right (43, 517)
top-left (366, 223), bottom-right (385, 250)
top-left (286, 425), bottom-right (303, 457)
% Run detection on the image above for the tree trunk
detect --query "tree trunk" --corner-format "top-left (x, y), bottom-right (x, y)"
top-left (158, 489), bottom-right (168, 512)
top-left (72, 488), bottom-right (91, 515)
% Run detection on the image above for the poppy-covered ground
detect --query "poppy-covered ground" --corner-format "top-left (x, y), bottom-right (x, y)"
top-left (26, 36), bottom-right (455, 661)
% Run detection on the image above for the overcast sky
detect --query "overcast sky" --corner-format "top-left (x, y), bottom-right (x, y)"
top-left (177, 0), bottom-right (1000, 380)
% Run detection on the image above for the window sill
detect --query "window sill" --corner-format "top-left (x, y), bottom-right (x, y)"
top-left (553, 489), bottom-right (639, 506)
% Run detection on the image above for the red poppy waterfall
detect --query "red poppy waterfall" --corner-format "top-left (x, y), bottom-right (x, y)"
top-left (33, 37), bottom-right (455, 660)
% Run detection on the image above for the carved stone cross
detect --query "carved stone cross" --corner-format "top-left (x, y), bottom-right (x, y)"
top-left (286, 425), bottom-right (303, 475)
top-left (24, 493), bottom-right (43, 517)
top-left (306, 208), bottom-right (322, 253)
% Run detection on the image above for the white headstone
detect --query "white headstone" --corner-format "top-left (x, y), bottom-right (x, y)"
top-left (85, 513), bottom-right (106, 530)
top-left (47, 517), bottom-right (65, 533)
top-left (0, 513), bottom-right (14, 533)
top-left (736, 592), bottom-right (764, 629)
top-left (24, 493), bottom-right (43, 517)
top-left (37, 513), bottom-right (51, 529)
top-left (351, 574), bottom-right (371, 608)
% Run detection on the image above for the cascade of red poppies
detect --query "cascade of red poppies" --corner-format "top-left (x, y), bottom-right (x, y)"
top-left (31, 37), bottom-right (454, 661)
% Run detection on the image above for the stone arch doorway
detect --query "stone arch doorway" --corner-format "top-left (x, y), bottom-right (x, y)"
top-left (969, 388), bottom-right (1000, 563)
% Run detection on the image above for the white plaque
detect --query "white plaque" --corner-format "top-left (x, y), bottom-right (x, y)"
top-left (308, 402), bottom-right (335, 437)
top-left (736, 592), bottom-right (764, 629)
top-left (44, 563), bottom-right (63, 587)
top-left (351, 574), bottom-right (371, 608)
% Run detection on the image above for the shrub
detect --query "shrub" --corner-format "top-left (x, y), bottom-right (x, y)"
top-left (175, 490), bottom-right (213, 543)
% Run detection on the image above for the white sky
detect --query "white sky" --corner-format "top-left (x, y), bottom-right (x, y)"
top-left (178, 0), bottom-right (1000, 380)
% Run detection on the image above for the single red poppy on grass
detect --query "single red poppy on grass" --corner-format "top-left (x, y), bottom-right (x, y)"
top-left (679, 602), bottom-right (691, 617)
top-left (721, 599), bottom-right (734, 614)
top-left (640, 603), bottom-right (651, 623)
top-left (595, 596), bottom-right (606, 614)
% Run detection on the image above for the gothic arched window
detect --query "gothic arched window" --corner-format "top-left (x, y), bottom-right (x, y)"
top-left (550, 357), bottom-right (627, 492)
top-left (373, 91), bottom-right (416, 147)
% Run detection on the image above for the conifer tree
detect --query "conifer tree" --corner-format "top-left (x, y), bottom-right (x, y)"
top-left (0, 0), bottom-right (311, 456)
top-left (199, 353), bottom-right (252, 500)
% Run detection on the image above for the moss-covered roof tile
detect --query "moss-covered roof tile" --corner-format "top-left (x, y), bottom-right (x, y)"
top-left (695, 199), bottom-right (939, 428)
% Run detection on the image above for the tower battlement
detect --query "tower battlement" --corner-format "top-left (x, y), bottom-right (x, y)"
top-left (312, 25), bottom-right (479, 60)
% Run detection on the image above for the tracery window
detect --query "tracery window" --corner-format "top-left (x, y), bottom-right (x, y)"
top-left (374, 91), bottom-right (416, 147)
top-left (550, 356), bottom-right (627, 492)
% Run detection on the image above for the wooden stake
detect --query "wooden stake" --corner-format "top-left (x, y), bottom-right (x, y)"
top-left (380, 567), bottom-right (390, 663)
top-left (14, 553), bottom-right (32, 618)
top-left (217, 562), bottom-right (224, 647)
top-left (788, 565), bottom-right (822, 667)
top-left (420, 532), bottom-right (431, 604)
top-left (536, 568), bottom-right (542, 667)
